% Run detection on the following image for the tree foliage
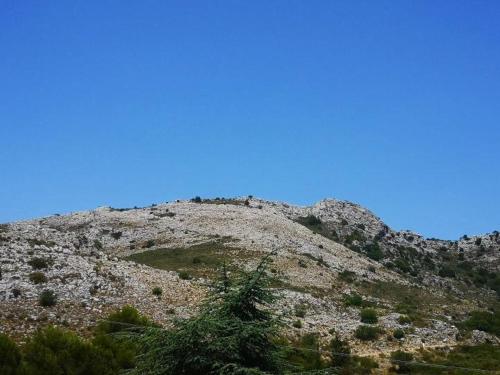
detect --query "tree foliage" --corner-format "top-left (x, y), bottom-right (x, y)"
top-left (0, 333), bottom-right (21, 375)
top-left (132, 254), bottom-right (286, 375)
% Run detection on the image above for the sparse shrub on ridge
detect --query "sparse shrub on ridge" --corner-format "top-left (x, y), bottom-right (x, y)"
top-left (393, 328), bottom-right (405, 339)
top-left (461, 310), bottom-right (500, 336)
top-left (360, 308), bottom-right (378, 324)
top-left (28, 257), bottom-right (50, 270)
top-left (178, 271), bottom-right (191, 280)
top-left (363, 241), bottom-right (384, 261)
top-left (344, 292), bottom-right (363, 307)
top-left (355, 325), bottom-right (382, 341)
top-left (398, 315), bottom-right (412, 325)
top-left (339, 270), bottom-right (356, 283)
top-left (39, 289), bottom-right (57, 307)
top-left (29, 272), bottom-right (47, 284)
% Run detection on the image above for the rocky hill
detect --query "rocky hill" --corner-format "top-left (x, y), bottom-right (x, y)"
top-left (1, 197), bottom-right (499, 357)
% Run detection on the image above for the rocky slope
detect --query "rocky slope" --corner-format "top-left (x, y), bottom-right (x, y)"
top-left (1, 197), bottom-right (499, 355)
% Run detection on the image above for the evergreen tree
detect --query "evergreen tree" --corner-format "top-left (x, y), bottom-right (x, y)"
top-left (133, 253), bottom-right (285, 375)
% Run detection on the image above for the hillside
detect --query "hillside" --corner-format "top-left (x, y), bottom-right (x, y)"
top-left (1, 197), bottom-right (499, 359)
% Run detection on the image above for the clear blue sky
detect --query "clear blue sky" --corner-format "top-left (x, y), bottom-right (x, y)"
top-left (1, 1), bottom-right (499, 239)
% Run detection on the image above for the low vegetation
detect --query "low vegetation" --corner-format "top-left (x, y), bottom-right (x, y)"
top-left (125, 241), bottom-right (252, 279)
top-left (460, 309), bottom-right (500, 336)
top-left (28, 257), bottom-right (50, 270)
top-left (360, 308), bottom-right (378, 324)
top-left (344, 292), bottom-right (364, 307)
top-left (38, 289), bottom-right (57, 307)
top-left (29, 272), bottom-right (47, 284)
top-left (152, 286), bottom-right (162, 297)
top-left (389, 344), bottom-right (500, 374)
top-left (355, 325), bottom-right (382, 341)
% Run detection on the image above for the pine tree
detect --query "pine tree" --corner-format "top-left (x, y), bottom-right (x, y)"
top-left (133, 253), bottom-right (285, 375)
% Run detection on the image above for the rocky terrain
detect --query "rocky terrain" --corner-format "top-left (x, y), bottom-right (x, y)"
top-left (1, 197), bottom-right (499, 357)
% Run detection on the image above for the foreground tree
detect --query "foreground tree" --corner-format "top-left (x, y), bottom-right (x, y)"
top-left (133, 254), bottom-right (286, 375)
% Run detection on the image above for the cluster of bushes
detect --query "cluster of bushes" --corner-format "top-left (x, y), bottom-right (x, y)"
top-left (28, 257), bottom-right (50, 270)
top-left (460, 309), bottom-right (500, 336)
top-left (0, 306), bottom-right (153, 375)
top-left (295, 215), bottom-right (340, 243)
top-left (39, 290), bottom-right (57, 307)
top-left (355, 325), bottom-right (383, 341)
top-left (360, 308), bottom-right (378, 324)
top-left (191, 196), bottom-right (253, 207)
top-left (424, 251), bottom-right (500, 296)
top-left (362, 242), bottom-right (384, 261)
top-left (29, 272), bottom-right (47, 284)
top-left (344, 292), bottom-right (364, 307)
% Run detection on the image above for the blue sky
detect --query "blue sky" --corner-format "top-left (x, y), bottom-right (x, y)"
top-left (1, 1), bottom-right (499, 239)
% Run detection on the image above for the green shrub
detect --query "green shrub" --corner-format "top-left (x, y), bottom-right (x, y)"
top-left (393, 258), bottom-right (412, 274)
top-left (110, 232), bottom-right (122, 240)
top-left (354, 325), bottom-right (381, 341)
top-left (23, 326), bottom-right (114, 375)
top-left (29, 272), bottom-right (47, 284)
top-left (96, 306), bottom-right (152, 335)
top-left (461, 310), bottom-right (500, 336)
top-left (93, 306), bottom-right (153, 371)
top-left (39, 290), bottom-right (57, 307)
top-left (339, 270), bottom-right (356, 283)
top-left (0, 333), bottom-right (21, 375)
top-left (191, 196), bottom-right (202, 203)
top-left (152, 287), bottom-right (162, 297)
top-left (439, 266), bottom-right (456, 278)
top-left (28, 257), bottom-right (49, 270)
top-left (360, 308), bottom-right (378, 324)
top-left (298, 215), bottom-right (322, 226)
top-left (398, 315), bottom-right (412, 325)
top-left (293, 319), bottom-right (303, 328)
top-left (178, 271), bottom-right (191, 280)
top-left (94, 239), bottom-right (103, 250)
top-left (363, 242), bottom-right (383, 261)
top-left (393, 329), bottom-right (405, 339)
top-left (344, 293), bottom-right (363, 307)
